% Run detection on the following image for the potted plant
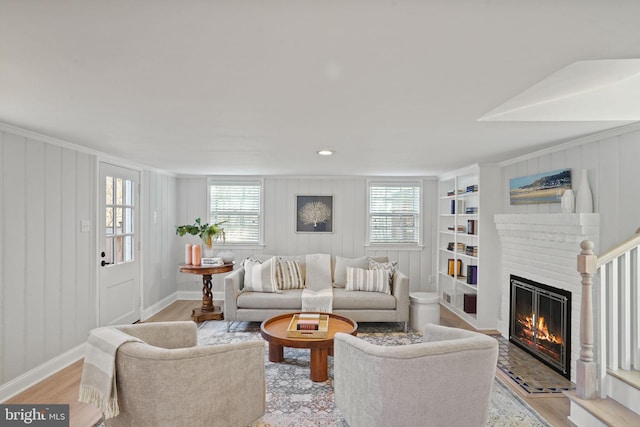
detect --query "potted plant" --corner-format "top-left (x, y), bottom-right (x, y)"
top-left (176, 218), bottom-right (226, 257)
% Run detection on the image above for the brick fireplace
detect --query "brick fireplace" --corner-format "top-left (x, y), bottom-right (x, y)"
top-left (494, 213), bottom-right (599, 382)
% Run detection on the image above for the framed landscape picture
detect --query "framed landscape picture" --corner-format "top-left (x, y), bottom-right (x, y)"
top-left (296, 195), bottom-right (333, 232)
top-left (509, 169), bottom-right (571, 205)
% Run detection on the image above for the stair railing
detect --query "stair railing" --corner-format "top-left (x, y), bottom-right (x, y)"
top-left (577, 229), bottom-right (640, 399)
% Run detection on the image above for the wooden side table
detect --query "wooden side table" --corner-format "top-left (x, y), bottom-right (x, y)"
top-left (179, 264), bottom-right (234, 322)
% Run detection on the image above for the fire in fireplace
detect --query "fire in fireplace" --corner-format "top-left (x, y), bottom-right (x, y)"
top-left (509, 275), bottom-right (571, 379)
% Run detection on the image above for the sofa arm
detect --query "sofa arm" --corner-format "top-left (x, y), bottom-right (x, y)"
top-left (114, 321), bottom-right (197, 349)
top-left (391, 271), bottom-right (409, 322)
top-left (224, 267), bottom-right (245, 321)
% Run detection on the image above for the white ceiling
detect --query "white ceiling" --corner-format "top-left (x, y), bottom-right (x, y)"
top-left (1, 0), bottom-right (640, 176)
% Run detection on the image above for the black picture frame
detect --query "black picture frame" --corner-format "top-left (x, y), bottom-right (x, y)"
top-left (296, 195), bottom-right (333, 233)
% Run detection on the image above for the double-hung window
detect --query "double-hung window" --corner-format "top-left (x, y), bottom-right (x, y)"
top-left (368, 181), bottom-right (421, 245)
top-left (209, 179), bottom-right (263, 245)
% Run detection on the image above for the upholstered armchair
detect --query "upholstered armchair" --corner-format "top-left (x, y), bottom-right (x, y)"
top-left (96, 321), bottom-right (265, 427)
top-left (334, 324), bottom-right (499, 427)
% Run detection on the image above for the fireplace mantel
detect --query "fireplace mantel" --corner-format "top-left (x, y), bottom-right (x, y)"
top-left (494, 213), bottom-right (600, 382)
top-left (495, 213), bottom-right (599, 243)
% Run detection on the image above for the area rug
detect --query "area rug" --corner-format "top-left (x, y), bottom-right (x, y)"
top-left (198, 321), bottom-right (551, 427)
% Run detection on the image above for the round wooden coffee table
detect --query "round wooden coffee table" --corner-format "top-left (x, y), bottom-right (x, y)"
top-left (260, 312), bottom-right (358, 382)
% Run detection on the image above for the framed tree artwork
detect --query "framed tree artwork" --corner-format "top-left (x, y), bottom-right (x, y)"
top-left (296, 195), bottom-right (333, 233)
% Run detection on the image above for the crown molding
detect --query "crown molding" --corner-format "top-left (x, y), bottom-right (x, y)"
top-left (499, 121), bottom-right (640, 167)
top-left (0, 121), bottom-right (176, 177)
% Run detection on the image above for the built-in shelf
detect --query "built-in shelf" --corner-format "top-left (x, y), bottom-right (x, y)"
top-left (437, 164), bottom-right (500, 330)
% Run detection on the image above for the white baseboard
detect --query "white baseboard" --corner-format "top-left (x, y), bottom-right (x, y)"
top-left (0, 344), bottom-right (85, 403)
top-left (177, 291), bottom-right (224, 301)
top-left (140, 292), bottom-right (178, 321)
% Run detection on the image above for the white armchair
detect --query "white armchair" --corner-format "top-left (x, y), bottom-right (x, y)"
top-left (334, 324), bottom-right (499, 427)
top-left (94, 321), bottom-right (265, 427)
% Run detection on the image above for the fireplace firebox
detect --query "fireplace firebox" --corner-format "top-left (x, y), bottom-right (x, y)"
top-left (509, 275), bottom-right (571, 379)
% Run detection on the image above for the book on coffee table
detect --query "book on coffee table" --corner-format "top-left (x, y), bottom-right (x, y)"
top-left (287, 314), bottom-right (329, 338)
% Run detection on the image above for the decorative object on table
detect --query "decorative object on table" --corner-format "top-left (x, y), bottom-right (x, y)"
top-left (217, 251), bottom-right (235, 264)
top-left (509, 168), bottom-right (571, 205)
top-left (296, 195), bottom-right (333, 232)
top-left (201, 257), bottom-right (224, 266)
top-left (176, 217), bottom-right (226, 258)
top-left (185, 243), bottom-right (193, 264)
top-left (561, 188), bottom-right (575, 213)
top-left (575, 169), bottom-right (594, 213)
top-left (191, 244), bottom-right (201, 266)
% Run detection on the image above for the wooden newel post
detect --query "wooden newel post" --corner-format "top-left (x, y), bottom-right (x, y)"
top-left (577, 240), bottom-right (597, 399)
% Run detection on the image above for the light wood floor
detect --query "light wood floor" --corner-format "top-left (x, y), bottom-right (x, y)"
top-left (4, 301), bottom-right (571, 427)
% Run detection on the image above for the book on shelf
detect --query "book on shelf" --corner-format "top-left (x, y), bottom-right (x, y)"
top-left (447, 242), bottom-right (465, 252)
top-left (447, 259), bottom-right (463, 276)
top-left (447, 225), bottom-right (466, 233)
top-left (465, 207), bottom-right (478, 214)
top-left (465, 245), bottom-right (478, 257)
top-left (466, 184), bottom-right (478, 193)
top-left (447, 189), bottom-right (465, 196)
top-left (450, 199), bottom-right (465, 214)
top-left (467, 265), bottom-right (478, 285)
top-left (466, 219), bottom-right (477, 235)
top-left (463, 294), bottom-right (477, 314)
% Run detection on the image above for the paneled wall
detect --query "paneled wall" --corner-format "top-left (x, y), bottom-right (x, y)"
top-left (175, 176), bottom-right (438, 294)
top-left (501, 128), bottom-right (640, 252)
top-left (141, 170), bottom-right (178, 313)
top-left (0, 130), bottom-right (96, 385)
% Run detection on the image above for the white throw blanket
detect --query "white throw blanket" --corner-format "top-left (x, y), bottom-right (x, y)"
top-left (302, 254), bottom-right (333, 312)
top-left (79, 327), bottom-right (143, 419)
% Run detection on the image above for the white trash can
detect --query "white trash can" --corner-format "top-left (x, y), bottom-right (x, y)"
top-left (409, 292), bottom-right (440, 334)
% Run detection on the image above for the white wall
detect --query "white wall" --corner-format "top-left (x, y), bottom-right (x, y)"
top-left (501, 127), bottom-right (640, 252)
top-left (0, 127), bottom-right (178, 398)
top-left (0, 130), bottom-right (96, 385)
top-left (141, 170), bottom-right (178, 314)
top-left (175, 176), bottom-right (438, 295)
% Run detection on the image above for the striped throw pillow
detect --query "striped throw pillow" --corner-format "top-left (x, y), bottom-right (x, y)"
top-left (243, 257), bottom-right (279, 293)
top-left (345, 267), bottom-right (390, 294)
top-left (369, 259), bottom-right (398, 287)
top-left (275, 259), bottom-right (304, 290)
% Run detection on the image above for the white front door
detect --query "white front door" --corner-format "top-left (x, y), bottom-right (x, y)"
top-left (98, 162), bottom-right (141, 326)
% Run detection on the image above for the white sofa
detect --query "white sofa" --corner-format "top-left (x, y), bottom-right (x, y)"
top-left (224, 255), bottom-right (410, 330)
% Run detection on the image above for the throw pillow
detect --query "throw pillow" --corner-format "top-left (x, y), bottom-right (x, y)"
top-left (243, 257), bottom-right (279, 293)
top-left (345, 267), bottom-right (390, 294)
top-left (275, 258), bottom-right (304, 290)
top-left (333, 256), bottom-right (370, 287)
top-left (369, 259), bottom-right (398, 287)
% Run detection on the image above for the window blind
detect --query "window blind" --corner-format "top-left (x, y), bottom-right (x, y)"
top-left (209, 181), bottom-right (262, 243)
top-left (369, 183), bottom-right (421, 244)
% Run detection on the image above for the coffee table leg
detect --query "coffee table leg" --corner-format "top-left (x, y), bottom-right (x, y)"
top-left (310, 348), bottom-right (329, 382)
top-left (268, 343), bottom-right (284, 363)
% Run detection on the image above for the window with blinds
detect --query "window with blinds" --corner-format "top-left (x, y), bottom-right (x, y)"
top-left (368, 182), bottom-right (421, 244)
top-left (209, 180), bottom-right (262, 244)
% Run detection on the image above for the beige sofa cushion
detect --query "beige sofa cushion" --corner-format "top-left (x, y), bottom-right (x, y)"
top-left (237, 289), bottom-right (304, 309)
top-left (334, 256), bottom-right (370, 287)
top-left (333, 288), bottom-right (396, 310)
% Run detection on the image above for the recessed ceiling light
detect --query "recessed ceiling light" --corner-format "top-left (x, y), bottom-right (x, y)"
top-left (318, 150), bottom-right (333, 156)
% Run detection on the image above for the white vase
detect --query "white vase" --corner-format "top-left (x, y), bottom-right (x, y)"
top-left (561, 189), bottom-right (575, 214)
top-left (202, 243), bottom-right (214, 258)
top-left (575, 169), bottom-right (593, 213)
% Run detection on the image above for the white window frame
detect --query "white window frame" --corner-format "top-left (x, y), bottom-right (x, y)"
top-left (208, 178), bottom-right (264, 248)
top-left (366, 179), bottom-right (423, 249)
